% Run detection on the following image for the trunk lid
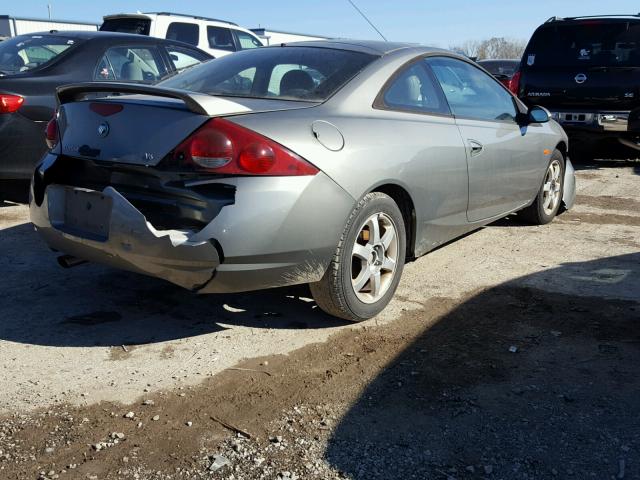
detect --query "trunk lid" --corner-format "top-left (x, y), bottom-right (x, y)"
top-left (56, 83), bottom-right (316, 166)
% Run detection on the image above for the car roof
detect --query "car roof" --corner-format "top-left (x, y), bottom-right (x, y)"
top-left (16, 30), bottom-right (203, 45)
top-left (270, 39), bottom-right (445, 56)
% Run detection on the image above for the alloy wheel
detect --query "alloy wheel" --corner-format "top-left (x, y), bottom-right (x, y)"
top-left (351, 212), bottom-right (399, 304)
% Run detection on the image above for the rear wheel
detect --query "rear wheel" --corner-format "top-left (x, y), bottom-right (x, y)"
top-left (310, 192), bottom-right (406, 322)
top-left (519, 149), bottom-right (565, 225)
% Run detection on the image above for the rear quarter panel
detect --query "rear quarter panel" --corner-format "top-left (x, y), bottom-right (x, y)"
top-left (229, 104), bottom-right (470, 257)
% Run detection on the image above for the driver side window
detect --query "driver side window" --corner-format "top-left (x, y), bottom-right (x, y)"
top-left (426, 57), bottom-right (517, 122)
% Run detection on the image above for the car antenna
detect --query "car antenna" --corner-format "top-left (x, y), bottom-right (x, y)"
top-left (346, 0), bottom-right (387, 41)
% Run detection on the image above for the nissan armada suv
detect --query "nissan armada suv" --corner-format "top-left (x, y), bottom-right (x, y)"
top-left (514, 15), bottom-right (640, 161)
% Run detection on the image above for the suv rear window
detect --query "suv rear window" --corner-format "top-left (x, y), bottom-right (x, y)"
top-left (100, 18), bottom-right (151, 35)
top-left (524, 21), bottom-right (640, 68)
top-left (0, 35), bottom-right (82, 75)
top-left (159, 46), bottom-right (378, 102)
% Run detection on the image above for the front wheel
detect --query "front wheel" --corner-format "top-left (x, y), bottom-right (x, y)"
top-left (310, 192), bottom-right (406, 322)
top-left (519, 150), bottom-right (565, 225)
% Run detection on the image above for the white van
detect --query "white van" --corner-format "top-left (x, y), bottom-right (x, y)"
top-left (100, 12), bottom-right (263, 58)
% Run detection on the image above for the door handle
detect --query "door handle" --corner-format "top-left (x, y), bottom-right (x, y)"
top-left (468, 139), bottom-right (484, 157)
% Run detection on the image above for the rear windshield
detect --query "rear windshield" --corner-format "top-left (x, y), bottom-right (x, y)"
top-left (100, 18), bottom-right (151, 35)
top-left (0, 35), bottom-right (81, 75)
top-left (524, 21), bottom-right (640, 68)
top-left (159, 46), bottom-right (379, 102)
top-left (478, 60), bottom-right (519, 76)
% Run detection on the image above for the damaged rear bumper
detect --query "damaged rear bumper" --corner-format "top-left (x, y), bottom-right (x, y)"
top-left (30, 183), bottom-right (221, 291)
top-left (30, 154), bottom-right (355, 293)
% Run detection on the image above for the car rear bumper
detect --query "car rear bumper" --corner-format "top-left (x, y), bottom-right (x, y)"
top-left (30, 154), bottom-right (355, 293)
top-left (550, 110), bottom-right (633, 134)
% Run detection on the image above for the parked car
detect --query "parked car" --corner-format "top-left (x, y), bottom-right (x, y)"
top-left (30, 40), bottom-right (575, 321)
top-left (477, 59), bottom-right (520, 90)
top-left (0, 31), bottom-right (211, 180)
top-left (515, 14), bottom-right (640, 161)
top-left (100, 12), bottom-right (264, 58)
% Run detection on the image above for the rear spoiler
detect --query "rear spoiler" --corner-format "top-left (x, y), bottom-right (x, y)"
top-left (56, 82), bottom-right (209, 115)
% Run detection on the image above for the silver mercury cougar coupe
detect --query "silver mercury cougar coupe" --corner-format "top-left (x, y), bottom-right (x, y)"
top-left (30, 40), bottom-right (576, 321)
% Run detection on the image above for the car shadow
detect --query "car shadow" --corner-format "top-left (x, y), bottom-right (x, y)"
top-left (0, 222), bottom-right (347, 348)
top-left (0, 180), bottom-right (30, 205)
top-left (572, 157), bottom-right (640, 175)
top-left (325, 253), bottom-right (640, 479)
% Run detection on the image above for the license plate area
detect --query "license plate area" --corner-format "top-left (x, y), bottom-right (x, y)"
top-left (61, 189), bottom-right (112, 241)
top-left (554, 112), bottom-right (594, 124)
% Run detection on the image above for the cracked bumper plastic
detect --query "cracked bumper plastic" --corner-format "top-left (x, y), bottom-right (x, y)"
top-left (30, 184), bottom-right (220, 291)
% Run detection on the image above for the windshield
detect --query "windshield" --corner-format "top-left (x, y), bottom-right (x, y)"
top-left (159, 46), bottom-right (379, 102)
top-left (525, 21), bottom-right (640, 68)
top-left (0, 35), bottom-right (80, 75)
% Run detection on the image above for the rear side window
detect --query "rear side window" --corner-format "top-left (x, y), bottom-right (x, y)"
top-left (166, 22), bottom-right (199, 46)
top-left (377, 60), bottom-right (450, 115)
top-left (427, 57), bottom-right (517, 122)
top-left (166, 45), bottom-right (209, 71)
top-left (207, 26), bottom-right (236, 52)
top-left (0, 35), bottom-right (81, 75)
top-left (95, 46), bottom-right (167, 83)
top-left (524, 22), bottom-right (640, 68)
top-left (100, 18), bottom-right (151, 35)
top-left (160, 46), bottom-right (379, 102)
top-left (235, 30), bottom-right (262, 50)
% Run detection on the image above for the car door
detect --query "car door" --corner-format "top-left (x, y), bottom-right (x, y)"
top-left (373, 59), bottom-right (470, 253)
top-left (427, 56), bottom-right (540, 222)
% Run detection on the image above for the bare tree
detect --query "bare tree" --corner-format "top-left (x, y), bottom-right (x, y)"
top-left (450, 37), bottom-right (527, 60)
top-left (449, 39), bottom-right (482, 59)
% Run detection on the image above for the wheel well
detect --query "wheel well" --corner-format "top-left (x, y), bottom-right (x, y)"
top-left (556, 141), bottom-right (567, 158)
top-left (371, 184), bottom-right (416, 260)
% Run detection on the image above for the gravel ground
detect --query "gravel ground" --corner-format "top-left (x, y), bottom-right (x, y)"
top-left (0, 160), bottom-right (638, 479)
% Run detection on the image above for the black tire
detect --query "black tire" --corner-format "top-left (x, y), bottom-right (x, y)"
top-left (519, 149), bottom-right (565, 225)
top-left (310, 192), bottom-right (406, 322)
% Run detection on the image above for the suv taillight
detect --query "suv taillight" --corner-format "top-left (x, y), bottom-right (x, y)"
top-left (507, 70), bottom-right (521, 96)
top-left (170, 119), bottom-right (319, 176)
top-left (0, 94), bottom-right (24, 114)
top-left (45, 114), bottom-right (59, 149)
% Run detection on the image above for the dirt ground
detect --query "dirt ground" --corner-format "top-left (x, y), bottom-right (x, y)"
top-left (0, 160), bottom-right (639, 479)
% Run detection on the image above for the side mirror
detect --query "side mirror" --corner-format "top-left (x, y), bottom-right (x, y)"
top-left (528, 105), bottom-right (550, 124)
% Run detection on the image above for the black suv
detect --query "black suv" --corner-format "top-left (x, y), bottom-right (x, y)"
top-left (514, 15), bottom-right (640, 161)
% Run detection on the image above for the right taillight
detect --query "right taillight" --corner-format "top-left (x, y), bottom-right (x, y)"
top-left (507, 70), bottom-right (521, 96)
top-left (45, 114), bottom-right (59, 150)
top-left (0, 94), bottom-right (24, 114)
top-left (169, 118), bottom-right (319, 176)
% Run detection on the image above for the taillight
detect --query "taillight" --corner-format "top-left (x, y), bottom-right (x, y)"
top-left (45, 115), bottom-right (59, 150)
top-left (0, 94), bottom-right (24, 114)
top-left (507, 70), bottom-right (521, 96)
top-left (170, 119), bottom-right (319, 176)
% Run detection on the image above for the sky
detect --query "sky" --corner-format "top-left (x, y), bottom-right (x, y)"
top-left (8, 0), bottom-right (640, 47)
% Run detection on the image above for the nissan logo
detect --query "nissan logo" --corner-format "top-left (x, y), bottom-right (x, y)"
top-left (575, 73), bottom-right (587, 84)
top-left (97, 122), bottom-right (110, 138)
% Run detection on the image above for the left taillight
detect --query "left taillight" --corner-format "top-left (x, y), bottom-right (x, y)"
top-left (167, 118), bottom-right (319, 176)
top-left (45, 114), bottom-right (59, 150)
top-left (507, 70), bottom-right (521, 96)
top-left (0, 94), bottom-right (24, 114)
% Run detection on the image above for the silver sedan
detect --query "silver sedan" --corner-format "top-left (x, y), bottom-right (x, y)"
top-left (30, 40), bottom-right (575, 321)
